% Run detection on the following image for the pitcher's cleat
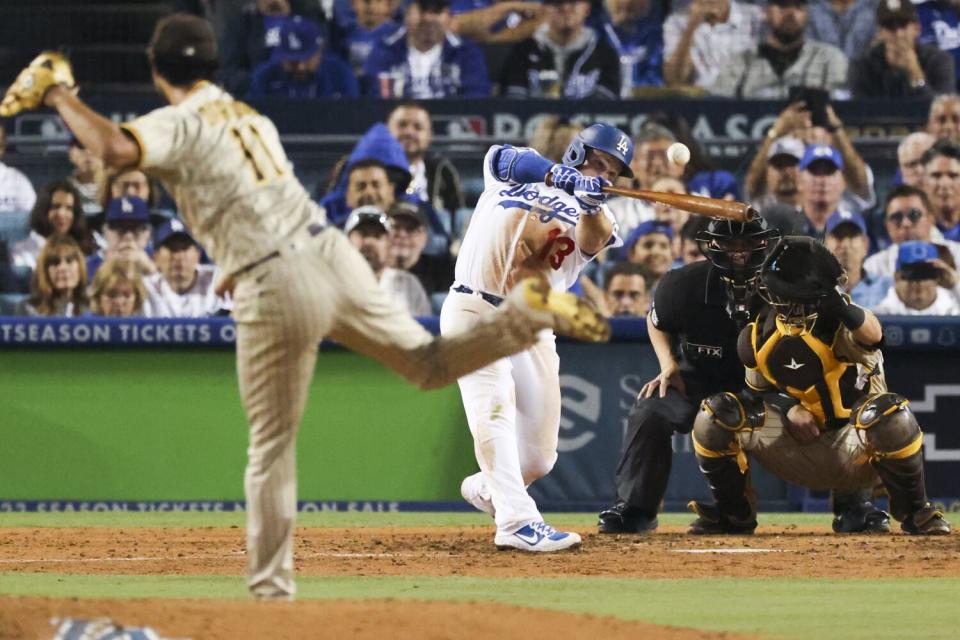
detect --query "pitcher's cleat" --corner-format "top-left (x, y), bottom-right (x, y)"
top-left (902, 504), bottom-right (951, 535)
top-left (510, 277), bottom-right (611, 343)
top-left (495, 521), bottom-right (582, 552)
top-left (460, 473), bottom-right (495, 518)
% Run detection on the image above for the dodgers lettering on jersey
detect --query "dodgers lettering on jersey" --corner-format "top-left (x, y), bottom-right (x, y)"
top-left (120, 82), bottom-right (325, 276)
top-left (917, 1), bottom-right (960, 83)
top-left (454, 145), bottom-right (622, 296)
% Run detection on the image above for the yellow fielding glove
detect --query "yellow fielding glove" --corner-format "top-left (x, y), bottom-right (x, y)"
top-left (0, 51), bottom-right (76, 117)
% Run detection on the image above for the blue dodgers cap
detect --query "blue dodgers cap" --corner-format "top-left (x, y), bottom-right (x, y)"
top-left (272, 16), bottom-right (323, 62)
top-left (800, 144), bottom-right (844, 171)
top-left (154, 218), bottom-right (197, 248)
top-left (825, 210), bottom-right (867, 236)
top-left (896, 241), bottom-right (939, 270)
top-left (105, 196), bottom-right (151, 224)
top-left (687, 170), bottom-right (741, 201)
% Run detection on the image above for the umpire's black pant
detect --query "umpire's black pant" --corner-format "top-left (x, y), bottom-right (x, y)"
top-left (614, 387), bottom-right (700, 517)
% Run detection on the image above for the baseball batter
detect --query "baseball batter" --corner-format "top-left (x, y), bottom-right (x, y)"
top-left (2, 15), bottom-right (611, 598)
top-left (441, 125), bottom-right (631, 551)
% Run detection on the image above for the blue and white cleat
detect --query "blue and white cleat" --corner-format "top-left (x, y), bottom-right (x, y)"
top-left (494, 521), bottom-right (582, 552)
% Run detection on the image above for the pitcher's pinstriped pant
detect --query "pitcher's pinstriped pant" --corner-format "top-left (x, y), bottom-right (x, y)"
top-left (232, 227), bottom-right (544, 598)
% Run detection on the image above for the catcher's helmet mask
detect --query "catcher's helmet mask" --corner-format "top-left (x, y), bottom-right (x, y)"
top-left (759, 236), bottom-right (844, 333)
top-left (562, 124), bottom-right (635, 179)
top-left (696, 216), bottom-right (780, 285)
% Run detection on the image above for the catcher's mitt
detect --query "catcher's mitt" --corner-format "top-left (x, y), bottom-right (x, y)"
top-left (0, 51), bottom-right (75, 117)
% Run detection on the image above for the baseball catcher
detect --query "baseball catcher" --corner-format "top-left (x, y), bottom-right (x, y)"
top-left (688, 236), bottom-right (951, 535)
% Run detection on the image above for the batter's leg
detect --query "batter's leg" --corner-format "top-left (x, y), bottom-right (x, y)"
top-left (513, 335), bottom-right (561, 488)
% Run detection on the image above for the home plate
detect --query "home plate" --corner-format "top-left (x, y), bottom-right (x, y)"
top-left (672, 548), bottom-right (780, 554)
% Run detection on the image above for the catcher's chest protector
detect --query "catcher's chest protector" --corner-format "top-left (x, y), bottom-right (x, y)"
top-left (751, 312), bottom-right (862, 429)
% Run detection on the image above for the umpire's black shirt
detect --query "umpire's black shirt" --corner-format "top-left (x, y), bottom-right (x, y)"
top-left (650, 261), bottom-right (759, 398)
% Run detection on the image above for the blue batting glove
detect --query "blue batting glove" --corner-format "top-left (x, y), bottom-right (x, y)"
top-left (574, 176), bottom-right (608, 214)
top-left (550, 164), bottom-right (582, 195)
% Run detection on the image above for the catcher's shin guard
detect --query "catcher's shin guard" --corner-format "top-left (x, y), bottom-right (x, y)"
top-left (851, 393), bottom-right (928, 522)
top-left (691, 393), bottom-right (757, 521)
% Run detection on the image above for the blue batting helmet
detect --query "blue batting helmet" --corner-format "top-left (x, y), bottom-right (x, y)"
top-left (562, 123), bottom-right (634, 178)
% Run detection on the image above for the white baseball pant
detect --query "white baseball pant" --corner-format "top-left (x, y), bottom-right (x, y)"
top-left (440, 290), bottom-right (562, 534)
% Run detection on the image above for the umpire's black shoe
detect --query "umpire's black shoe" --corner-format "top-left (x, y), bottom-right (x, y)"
top-left (902, 504), bottom-right (951, 535)
top-left (687, 501), bottom-right (756, 535)
top-left (597, 503), bottom-right (658, 534)
top-left (832, 501), bottom-right (891, 534)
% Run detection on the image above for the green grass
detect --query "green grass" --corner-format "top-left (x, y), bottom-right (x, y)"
top-left (1, 574), bottom-right (957, 640)
top-left (0, 511), bottom-right (836, 529)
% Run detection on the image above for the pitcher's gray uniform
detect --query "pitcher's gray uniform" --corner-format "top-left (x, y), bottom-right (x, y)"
top-left (120, 82), bottom-right (591, 597)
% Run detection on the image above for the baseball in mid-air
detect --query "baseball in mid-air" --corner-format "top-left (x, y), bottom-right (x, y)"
top-left (667, 142), bottom-right (690, 166)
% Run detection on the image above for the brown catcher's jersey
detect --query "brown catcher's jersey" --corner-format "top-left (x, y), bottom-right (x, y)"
top-left (738, 308), bottom-right (886, 430)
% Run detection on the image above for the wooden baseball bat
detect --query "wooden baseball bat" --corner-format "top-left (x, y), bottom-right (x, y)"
top-left (602, 185), bottom-right (758, 222)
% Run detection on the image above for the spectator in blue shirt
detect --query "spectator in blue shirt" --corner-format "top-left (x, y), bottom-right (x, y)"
top-left (363, 0), bottom-right (491, 98)
top-left (330, 0), bottom-right (402, 79)
top-left (824, 210), bottom-right (893, 309)
top-left (594, 0), bottom-right (664, 94)
top-left (806, 0), bottom-right (878, 62)
top-left (917, 0), bottom-right (960, 87)
top-left (248, 16), bottom-right (360, 98)
top-left (220, 0), bottom-right (295, 96)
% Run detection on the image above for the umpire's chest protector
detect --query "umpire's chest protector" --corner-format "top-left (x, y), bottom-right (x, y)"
top-left (748, 312), bottom-right (863, 429)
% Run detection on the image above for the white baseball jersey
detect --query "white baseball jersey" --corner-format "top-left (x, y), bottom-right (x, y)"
top-left (0, 162), bottom-right (36, 214)
top-left (143, 264), bottom-right (227, 318)
top-left (120, 82), bottom-right (324, 276)
top-left (455, 146), bottom-right (622, 296)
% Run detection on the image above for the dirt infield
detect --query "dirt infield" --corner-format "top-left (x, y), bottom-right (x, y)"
top-left (1, 525), bottom-right (956, 639)
top-left (0, 524), bottom-right (956, 579)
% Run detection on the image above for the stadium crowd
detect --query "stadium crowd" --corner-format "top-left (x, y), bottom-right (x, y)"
top-left (3, 0), bottom-right (960, 318)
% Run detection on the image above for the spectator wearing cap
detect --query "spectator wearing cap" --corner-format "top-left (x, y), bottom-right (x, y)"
top-left (710, 0), bottom-right (848, 99)
top-left (87, 197), bottom-right (157, 279)
top-left (864, 184), bottom-right (960, 277)
top-left (363, 0), bottom-right (491, 98)
top-left (797, 144), bottom-right (847, 238)
top-left (387, 200), bottom-right (455, 293)
top-left (0, 122), bottom-right (36, 216)
top-left (603, 260), bottom-right (650, 317)
top-left (851, 0), bottom-right (955, 97)
top-left (10, 181), bottom-right (96, 271)
top-left (897, 132), bottom-right (936, 187)
top-left (927, 93), bottom-right (960, 145)
top-left (386, 102), bottom-right (465, 215)
top-left (594, 0), bottom-right (665, 94)
top-left (144, 219), bottom-right (226, 317)
top-left (625, 220), bottom-right (674, 283)
top-left (345, 206), bottom-right (432, 315)
top-left (220, 0), bottom-right (294, 95)
top-left (66, 138), bottom-right (104, 219)
top-left (922, 139), bottom-right (960, 238)
top-left (499, 0), bottom-right (621, 99)
top-left (745, 135), bottom-right (804, 209)
top-left (824, 210), bottom-right (893, 308)
top-left (329, 0), bottom-right (401, 79)
top-left (248, 16), bottom-right (359, 98)
top-left (687, 170), bottom-right (740, 201)
top-left (872, 241), bottom-right (960, 315)
top-left (917, 0), bottom-right (960, 88)
top-left (805, 0), bottom-right (878, 62)
top-left (662, 0), bottom-right (764, 90)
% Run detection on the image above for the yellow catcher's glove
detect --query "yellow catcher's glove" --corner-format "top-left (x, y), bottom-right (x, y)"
top-left (0, 51), bottom-right (76, 117)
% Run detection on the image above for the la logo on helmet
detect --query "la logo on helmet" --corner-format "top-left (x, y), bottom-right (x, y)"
top-left (616, 135), bottom-right (629, 154)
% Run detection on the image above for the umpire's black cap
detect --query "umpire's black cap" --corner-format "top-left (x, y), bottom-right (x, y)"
top-left (149, 13), bottom-right (218, 64)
